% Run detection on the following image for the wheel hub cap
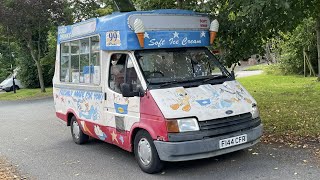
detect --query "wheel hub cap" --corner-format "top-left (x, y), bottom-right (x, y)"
top-left (72, 121), bottom-right (80, 139)
top-left (138, 138), bottom-right (152, 166)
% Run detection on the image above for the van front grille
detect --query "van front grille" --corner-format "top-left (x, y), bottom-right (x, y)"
top-left (167, 113), bottom-right (261, 142)
top-left (198, 113), bottom-right (260, 137)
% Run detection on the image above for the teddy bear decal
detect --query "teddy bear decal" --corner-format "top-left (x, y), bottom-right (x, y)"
top-left (170, 89), bottom-right (192, 112)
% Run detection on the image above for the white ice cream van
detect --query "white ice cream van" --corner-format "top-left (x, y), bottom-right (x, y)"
top-left (53, 9), bottom-right (262, 173)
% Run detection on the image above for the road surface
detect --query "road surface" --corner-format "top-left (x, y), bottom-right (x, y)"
top-left (0, 98), bottom-right (319, 180)
top-left (236, 70), bottom-right (263, 78)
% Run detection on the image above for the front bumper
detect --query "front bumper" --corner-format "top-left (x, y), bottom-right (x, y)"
top-left (154, 124), bottom-right (263, 162)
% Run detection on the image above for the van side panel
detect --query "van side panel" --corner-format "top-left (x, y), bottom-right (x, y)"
top-left (56, 112), bottom-right (67, 123)
top-left (55, 107), bottom-right (132, 151)
top-left (132, 91), bottom-right (168, 142)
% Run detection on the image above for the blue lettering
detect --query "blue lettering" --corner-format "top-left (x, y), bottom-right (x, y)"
top-left (86, 92), bottom-right (93, 100)
top-left (94, 93), bottom-right (103, 100)
top-left (73, 91), bottom-right (85, 98)
top-left (59, 89), bottom-right (73, 97)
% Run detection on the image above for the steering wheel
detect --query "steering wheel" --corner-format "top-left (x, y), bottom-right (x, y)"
top-left (147, 71), bottom-right (164, 78)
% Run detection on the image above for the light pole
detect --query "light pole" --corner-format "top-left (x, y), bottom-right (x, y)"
top-left (10, 64), bottom-right (16, 93)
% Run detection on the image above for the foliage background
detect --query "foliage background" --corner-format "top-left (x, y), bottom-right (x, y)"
top-left (0, 0), bottom-right (319, 87)
top-left (277, 18), bottom-right (319, 75)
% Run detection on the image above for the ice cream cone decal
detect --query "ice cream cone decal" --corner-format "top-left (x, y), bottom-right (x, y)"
top-left (209, 19), bottom-right (219, 45)
top-left (210, 31), bottom-right (217, 44)
top-left (136, 32), bottom-right (144, 47)
top-left (133, 18), bottom-right (145, 48)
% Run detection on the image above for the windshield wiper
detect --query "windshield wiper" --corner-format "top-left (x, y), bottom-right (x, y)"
top-left (202, 75), bottom-right (228, 83)
top-left (159, 80), bottom-right (186, 88)
top-left (159, 77), bottom-right (207, 88)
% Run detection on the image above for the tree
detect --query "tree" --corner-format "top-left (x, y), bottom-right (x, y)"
top-left (58, 0), bottom-right (320, 79)
top-left (68, 0), bottom-right (101, 22)
top-left (317, 18), bottom-right (320, 80)
top-left (0, 27), bottom-right (11, 82)
top-left (0, 25), bottom-right (19, 82)
top-left (132, 0), bottom-right (176, 10)
top-left (0, 0), bottom-right (66, 92)
top-left (276, 18), bottom-right (318, 75)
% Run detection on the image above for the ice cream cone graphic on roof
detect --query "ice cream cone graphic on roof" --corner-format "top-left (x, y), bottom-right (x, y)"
top-left (134, 18), bottom-right (145, 48)
top-left (210, 19), bottom-right (219, 44)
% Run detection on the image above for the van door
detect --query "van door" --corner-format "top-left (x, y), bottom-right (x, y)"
top-left (104, 52), bottom-right (141, 149)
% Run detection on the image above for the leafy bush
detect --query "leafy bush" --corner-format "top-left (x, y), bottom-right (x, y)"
top-left (15, 30), bottom-right (56, 88)
top-left (17, 55), bottom-right (39, 88)
top-left (0, 61), bottom-right (11, 83)
top-left (277, 18), bottom-right (318, 75)
top-left (40, 30), bottom-right (57, 87)
top-left (263, 64), bottom-right (285, 75)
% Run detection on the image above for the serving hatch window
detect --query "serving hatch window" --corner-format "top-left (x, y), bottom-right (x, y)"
top-left (60, 36), bottom-right (100, 84)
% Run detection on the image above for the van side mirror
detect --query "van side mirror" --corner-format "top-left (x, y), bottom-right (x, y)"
top-left (120, 83), bottom-right (144, 97)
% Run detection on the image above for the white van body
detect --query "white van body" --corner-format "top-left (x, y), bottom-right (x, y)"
top-left (0, 76), bottom-right (23, 92)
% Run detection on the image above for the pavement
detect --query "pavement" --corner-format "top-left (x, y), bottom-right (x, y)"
top-left (227, 62), bottom-right (265, 78)
top-left (236, 70), bottom-right (263, 78)
top-left (0, 98), bottom-right (320, 179)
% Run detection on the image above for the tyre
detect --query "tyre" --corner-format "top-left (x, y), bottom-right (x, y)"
top-left (70, 116), bottom-right (89, 144)
top-left (134, 130), bottom-right (163, 174)
top-left (9, 85), bottom-right (19, 92)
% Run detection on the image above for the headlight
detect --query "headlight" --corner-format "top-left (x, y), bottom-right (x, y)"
top-left (166, 118), bottom-right (200, 133)
top-left (251, 103), bottom-right (260, 119)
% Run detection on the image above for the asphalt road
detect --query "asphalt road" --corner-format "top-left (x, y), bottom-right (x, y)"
top-left (236, 70), bottom-right (263, 78)
top-left (0, 98), bottom-right (319, 180)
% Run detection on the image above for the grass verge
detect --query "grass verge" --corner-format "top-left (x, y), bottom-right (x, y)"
top-left (238, 74), bottom-right (320, 141)
top-left (244, 64), bottom-right (268, 71)
top-left (0, 88), bottom-right (53, 101)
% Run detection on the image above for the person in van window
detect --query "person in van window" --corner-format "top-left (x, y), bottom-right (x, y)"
top-left (126, 57), bottom-right (139, 91)
top-left (110, 54), bottom-right (125, 93)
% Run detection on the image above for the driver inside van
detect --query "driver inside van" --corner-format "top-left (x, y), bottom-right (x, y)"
top-left (110, 54), bottom-right (125, 93)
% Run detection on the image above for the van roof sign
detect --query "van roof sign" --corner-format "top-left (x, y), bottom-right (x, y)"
top-left (58, 19), bottom-right (97, 40)
top-left (127, 14), bottom-right (209, 31)
top-left (57, 9), bottom-right (211, 50)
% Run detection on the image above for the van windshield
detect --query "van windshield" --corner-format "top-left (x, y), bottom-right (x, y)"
top-left (135, 48), bottom-right (232, 88)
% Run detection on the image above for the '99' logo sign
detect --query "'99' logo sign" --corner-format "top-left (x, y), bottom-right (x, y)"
top-left (106, 31), bottom-right (121, 46)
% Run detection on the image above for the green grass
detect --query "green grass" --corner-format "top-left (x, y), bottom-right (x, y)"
top-left (244, 64), bottom-right (269, 71)
top-left (238, 74), bottom-right (320, 137)
top-left (0, 88), bottom-right (53, 101)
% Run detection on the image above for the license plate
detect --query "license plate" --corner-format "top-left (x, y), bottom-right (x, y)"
top-left (219, 134), bottom-right (247, 149)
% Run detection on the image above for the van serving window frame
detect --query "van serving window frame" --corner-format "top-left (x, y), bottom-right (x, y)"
top-left (59, 34), bottom-right (101, 86)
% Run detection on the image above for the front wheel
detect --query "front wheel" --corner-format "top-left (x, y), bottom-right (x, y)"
top-left (134, 130), bottom-right (163, 174)
top-left (70, 116), bottom-right (89, 144)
